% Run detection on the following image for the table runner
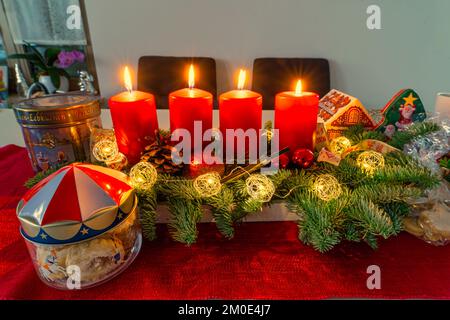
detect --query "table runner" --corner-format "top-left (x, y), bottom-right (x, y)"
top-left (1, 144), bottom-right (449, 299)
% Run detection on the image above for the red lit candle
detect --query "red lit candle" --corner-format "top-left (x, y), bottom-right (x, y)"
top-left (169, 64), bottom-right (213, 153)
top-left (109, 66), bottom-right (159, 165)
top-left (274, 80), bottom-right (319, 154)
top-left (219, 69), bottom-right (262, 158)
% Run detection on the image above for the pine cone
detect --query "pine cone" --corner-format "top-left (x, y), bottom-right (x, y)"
top-left (141, 131), bottom-right (184, 174)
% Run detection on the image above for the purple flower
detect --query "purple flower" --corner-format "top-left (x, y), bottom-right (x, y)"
top-left (55, 50), bottom-right (84, 69)
top-left (56, 51), bottom-right (74, 68)
top-left (70, 50), bottom-right (85, 63)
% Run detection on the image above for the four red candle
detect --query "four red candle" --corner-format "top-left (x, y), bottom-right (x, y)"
top-left (109, 66), bottom-right (159, 165)
top-left (169, 64), bottom-right (213, 155)
top-left (110, 65), bottom-right (319, 165)
top-left (219, 69), bottom-right (262, 159)
top-left (274, 80), bottom-right (319, 154)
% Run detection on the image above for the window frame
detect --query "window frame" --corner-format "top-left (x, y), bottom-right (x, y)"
top-left (0, 0), bottom-right (100, 95)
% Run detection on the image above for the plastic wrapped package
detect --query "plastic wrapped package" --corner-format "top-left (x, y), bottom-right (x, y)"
top-left (403, 118), bottom-right (450, 174)
top-left (404, 182), bottom-right (450, 246)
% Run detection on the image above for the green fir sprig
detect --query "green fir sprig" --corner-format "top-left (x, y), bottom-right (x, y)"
top-left (23, 123), bottom-right (443, 252)
top-left (137, 189), bottom-right (158, 241)
top-left (388, 122), bottom-right (441, 149)
top-left (24, 163), bottom-right (68, 188)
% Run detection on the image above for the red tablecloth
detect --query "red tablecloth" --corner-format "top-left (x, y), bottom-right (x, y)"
top-left (1, 144), bottom-right (450, 300)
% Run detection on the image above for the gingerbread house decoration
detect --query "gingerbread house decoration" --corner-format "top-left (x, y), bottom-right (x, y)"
top-left (318, 89), bottom-right (376, 140)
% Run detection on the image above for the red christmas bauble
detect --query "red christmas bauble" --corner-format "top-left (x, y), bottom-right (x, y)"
top-left (271, 153), bottom-right (290, 169)
top-left (292, 148), bottom-right (314, 169)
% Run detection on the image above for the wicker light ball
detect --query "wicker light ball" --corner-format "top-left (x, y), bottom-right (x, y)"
top-left (129, 162), bottom-right (158, 190)
top-left (92, 138), bottom-right (119, 162)
top-left (357, 151), bottom-right (385, 175)
top-left (193, 172), bottom-right (222, 198)
top-left (105, 152), bottom-right (128, 171)
top-left (312, 174), bottom-right (342, 201)
top-left (245, 174), bottom-right (275, 203)
top-left (329, 136), bottom-right (352, 155)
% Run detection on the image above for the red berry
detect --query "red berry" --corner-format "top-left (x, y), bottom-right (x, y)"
top-left (292, 148), bottom-right (314, 169)
top-left (278, 154), bottom-right (290, 169)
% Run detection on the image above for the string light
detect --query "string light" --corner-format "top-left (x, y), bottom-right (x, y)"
top-left (312, 174), bottom-right (342, 201)
top-left (92, 138), bottom-right (119, 162)
top-left (105, 152), bottom-right (128, 171)
top-left (329, 136), bottom-right (352, 155)
top-left (245, 174), bottom-right (275, 203)
top-left (357, 151), bottom-right (385, 175)
top-left (129, 162), bottom-right (158, 190)
top-left (193, 172), bottom-right (222, 197)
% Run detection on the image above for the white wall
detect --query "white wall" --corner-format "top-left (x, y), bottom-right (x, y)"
top-left (85, 0), bottom-right (450, 110)
top-left (0, 109), bottom-right (274, 147)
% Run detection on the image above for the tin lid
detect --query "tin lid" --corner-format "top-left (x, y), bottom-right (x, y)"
top-left (17, 163), bottom-right (136, 245)
top-left (13, 94), bottom-right (101, 126)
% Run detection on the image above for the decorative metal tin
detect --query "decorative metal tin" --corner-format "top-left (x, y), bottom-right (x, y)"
top-left (17, 163), bottom-right (142, 289)
top-left (17, 163), bottom-right (136, 245)
top-left (13, 94), bottom-right (102, 172)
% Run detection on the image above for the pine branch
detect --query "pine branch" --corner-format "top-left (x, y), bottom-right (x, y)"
top-left (289, 190), bottom-right (348, 252)
top-left (374, 165), bottom-right (440, 190)
top-left (24, 164), bottom-right (67, 188)
top-left (270, 169), bottom-right (292, 188)
top-left (135, 134), bottom-right (440, 252)
top-left (343, 124), bottom-right (365, 143)
top-left (57, 124), bottom-right (446, 252)
top-left (137, 189), bottom-right (158, 241)
top-left (321, 157), bottom-right (368, 188)
top-left (343, 124), bottom-right (385, 144)
top-left (229, 179), bottom-right (248, 199)
top-left (363, 130), bottom-right (387, 141)
top-left (343, 222), bottom-right (362, 242)
top-left (277, 169), bottom-right (314, 195)
top-left (380, 202), bottom-right (411, 234)
top-left (346, 198), bottom-right (395, 239)
top-left (206, 186), bottom-right (236, 238)
top-left (226, 179), bottom-right (263, 215)
top-left (167, 198), bottom-right (202, 245)
top-left (389, 122), bottom-right (441, 149)
top-left (238, 198), bottom-right (264, 215)
top-left (382, 201), bottom-right (411, 217)
top-left (352, 183), bottom-right (422, 204)
top-left (384, 150), bottom-right (417, 166)
top-left (156, 174), bottom-right (201, 200)
top-left (364, 233), bottom-right (379, 250)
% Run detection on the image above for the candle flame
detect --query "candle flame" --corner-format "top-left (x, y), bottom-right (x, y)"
top-left (237, 69), bottom-right (246, 90)
top-left (188, 64), bottom-right (195, 89)
top-left (295, 79), bottom-right (302, 96)
top-left (123, 66), bottom-right (133, 93)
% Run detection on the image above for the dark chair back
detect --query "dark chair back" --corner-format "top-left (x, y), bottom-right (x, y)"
top-left (138, 56), bottom-right (217, 109)
top-left (252, 58), bottom-right (330, 109)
